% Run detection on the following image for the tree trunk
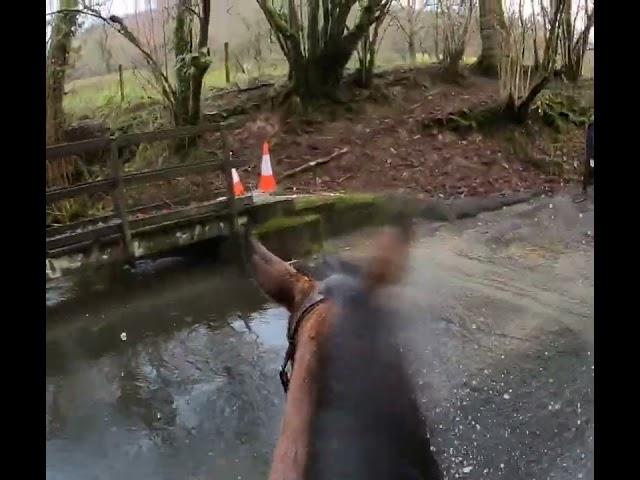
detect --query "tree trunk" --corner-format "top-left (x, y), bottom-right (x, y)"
top-left (476, 0), bottom-right (506, 77)
top-left (561, 1), bottom-right (594, 83)
top-left (408, 36), bottom-right (417, 65)
top-left (355, 10), bottom-right (386, 89)
top-left (434, 6), bottom-right (440, 62)
top-left (257, 0), bottom-right (388, 104)
top-left (188, 0), bottom-right (211, 125)
top-left (503, 74), bottom-right (551, 123)
top-left (46, 0), bottom-right (79, 145)
top-left (172, 0), bottom-right (211, 151)
top-left (443, 48), bottom-right (465, 80)
top-left (173, 0), bottom-right (192, 127)
top-left (291, 54), bottom-right (346, 101)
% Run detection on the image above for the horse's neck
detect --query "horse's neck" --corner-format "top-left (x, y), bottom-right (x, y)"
top-left (268, 306), bottom-right (332, 480)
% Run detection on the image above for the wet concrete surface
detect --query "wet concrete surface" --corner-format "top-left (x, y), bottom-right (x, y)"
top-left (46, 190), bottom-right (593, 480)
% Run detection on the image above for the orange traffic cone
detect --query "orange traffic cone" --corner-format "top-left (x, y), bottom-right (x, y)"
top-left (258, 142), bottom-right (277, 193)
top-left (231, 168), bottom-right (246, 197)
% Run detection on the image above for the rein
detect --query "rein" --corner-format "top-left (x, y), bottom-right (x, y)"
top-left (279, 287), bottom-right (328, 393)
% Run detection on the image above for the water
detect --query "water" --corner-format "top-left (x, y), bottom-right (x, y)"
top-left (46, 191), bottom-right (594, 480)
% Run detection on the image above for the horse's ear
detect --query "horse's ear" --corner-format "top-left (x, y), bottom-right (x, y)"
top-left (362, 221), bottom-right (413, 291)
top-left (248, 236), bottom-right (312, 312)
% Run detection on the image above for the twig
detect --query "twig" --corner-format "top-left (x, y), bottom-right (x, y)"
top-left (281, 148), bottom-right (350, 180)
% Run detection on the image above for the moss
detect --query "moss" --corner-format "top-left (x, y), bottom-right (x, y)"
top-left (255, 214), bottom-right (325, 260)
top-left (248, 199), bottom-right (295, 224)
top-left (293, 193), bottom-right (382, 213)
top-left (294, 195), bottom-right (337, 210)
top-left (254, 214), bottom-right (322, 234)
top-left (333, 193), bottom-right (379, 209)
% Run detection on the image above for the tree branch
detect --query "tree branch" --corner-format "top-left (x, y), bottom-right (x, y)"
top-left (48, 7), bottom-right (177, 112)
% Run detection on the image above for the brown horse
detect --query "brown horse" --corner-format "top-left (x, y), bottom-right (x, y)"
top-left (249, 225), bottom-right (443, 480)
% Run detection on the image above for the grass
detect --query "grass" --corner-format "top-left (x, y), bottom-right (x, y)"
top-left (64, 62), bottom-right (291, 121)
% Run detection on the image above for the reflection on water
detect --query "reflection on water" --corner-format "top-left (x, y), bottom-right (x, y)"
top-left (46, 193), bottom-right (593, 480)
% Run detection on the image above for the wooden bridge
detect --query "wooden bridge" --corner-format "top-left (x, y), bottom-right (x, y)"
top-left (46, 121), bottom-right (288, 278)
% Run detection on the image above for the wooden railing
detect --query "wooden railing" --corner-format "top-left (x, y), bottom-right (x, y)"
top-left (46, 120), bottom-right (248, 258)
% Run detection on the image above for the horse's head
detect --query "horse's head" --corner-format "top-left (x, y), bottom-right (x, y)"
top-left (248, 221), bottom-right (441, 480)
top-left (249, 220), bottom-right (413, 312)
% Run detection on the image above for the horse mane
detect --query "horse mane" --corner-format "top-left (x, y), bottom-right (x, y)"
top-left (305, 272), bottom-right (442, 480)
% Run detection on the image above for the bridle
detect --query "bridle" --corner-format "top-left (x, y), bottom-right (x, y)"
top-left (279, 286), bottom-right (328, 393)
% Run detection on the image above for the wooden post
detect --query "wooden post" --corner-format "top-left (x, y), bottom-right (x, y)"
top-left (224, 42), bottom-right (231, 84)
top-left (109, 137), bottom-right (134, 261)
top-left (220, 133), bottom-right (246, 272)
top-left (118, 65), bottom-right (125, 103)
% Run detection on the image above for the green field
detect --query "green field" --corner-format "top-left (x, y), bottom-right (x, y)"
top-left (64, 66), bottom-right (233, 119)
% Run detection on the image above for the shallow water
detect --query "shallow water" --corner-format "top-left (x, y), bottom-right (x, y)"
top-left (46, 191), bottom-right (593, 480)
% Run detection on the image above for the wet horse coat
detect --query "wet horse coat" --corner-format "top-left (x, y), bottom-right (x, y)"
top-left (249, 230), bottom-right (442, 480)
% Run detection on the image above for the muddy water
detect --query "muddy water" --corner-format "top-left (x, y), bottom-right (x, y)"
top-left (46, 191), bottom-right (593, 480)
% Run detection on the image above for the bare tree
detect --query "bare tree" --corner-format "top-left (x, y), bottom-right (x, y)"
top-left (499, 0), bottom-right (566, 122)
top-left (255, 0), bottom-right (393, 104)
top-left (558, 0), bottom-right (594, 82)
top-left (174, 0), bottom-right (212, 126)
top-left (50, 1), bottom-right (212, 129)
top-left (476, 0), bottom-right (507, 76)
top-left (439, 0), bottom-right (475, 79)
top-left (355, 0), bottom-right (393, 87)
top-left (47, 0), bottom-right (80, 146)
top-left (238, 15), bottom-right (272, 79)
top-left (390, 0), bottom-right (427, 65)
top-left (97, 23), bottom-right (114, 73)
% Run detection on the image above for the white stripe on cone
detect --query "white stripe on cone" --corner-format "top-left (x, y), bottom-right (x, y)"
top-left (261, 153), bottom-right (273, 176)
top-left (232, 168), bottom-right (241, 183)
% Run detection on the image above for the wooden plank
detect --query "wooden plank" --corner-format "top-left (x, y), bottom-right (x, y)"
top-left (47, 213), bottom-right (116, 239)
top-left (132, 211), bottom-right (229, 237)
top-left (46, 194), bottom-right (253, 242)
top-left (122, 158), bottom-right (248, 187)
top-left (122, 160), bottom-right (224, 188)
top-left (47, 196), bottom-right (255, 255)
top-left (47, 234), bottom-right (122, 258)
top-left (46, 118), bottom-right (246, 161)
top-left (129, 195), bottom-right (239, 231)
top-left (46, 178), bottom-right (114, 203)
top-left (46, 137), bottom-right (111, 160)
top-left (46, 222), bottom-right (122, 251)
top-left (47, 195), bottom-right (192, 239)
top-left (44, 158), bottom-right (247, 204)
top-left (109, 141), bottom-right (134, 259)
